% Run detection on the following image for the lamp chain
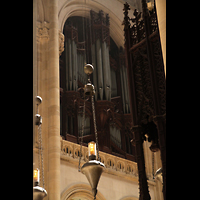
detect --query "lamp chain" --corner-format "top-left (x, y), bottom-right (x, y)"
top-left (38, 124), bottom-right (41, 186)
top-left (91, 95), bottom-right (100, 161)
top-left (78, 98), bottom-right (86, 172)
top-left (38, 123), bottom-right (45, 188)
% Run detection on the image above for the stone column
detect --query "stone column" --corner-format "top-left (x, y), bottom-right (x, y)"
top-left (155, 0), bottom-right (166, 76)
top-left (48, 0), bottom-right (60, 199)
top-left (33, 0), bottom-right (37, 187)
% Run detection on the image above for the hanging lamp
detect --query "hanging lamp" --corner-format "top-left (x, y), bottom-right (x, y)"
top-left (33, 96), bottom-right (47, 200)
top-left (78, 64), bottom-right (105, 200)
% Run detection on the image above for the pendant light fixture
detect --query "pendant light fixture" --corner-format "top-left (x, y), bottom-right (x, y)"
top-left (78, 64), bottom-right (105, 200)
top-left (33, 96), bottom-right (47, 200)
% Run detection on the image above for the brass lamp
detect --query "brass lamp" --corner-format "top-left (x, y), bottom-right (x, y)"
top-left (33, 96), bottom-right (47, 200)
top-left (84, 82), bottom-right (95, 96)
top-left (33, 168), bottom-right (47, 200)
top-left (79, 64), bottom-right (105, 200)
top-left (81, 142), bottom-right (105, 199)
top-left (84, 64), bottom-right (95, 97)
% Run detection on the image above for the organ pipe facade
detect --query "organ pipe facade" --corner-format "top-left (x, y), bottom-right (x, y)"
top-left (60, 10), bottom-right (135, 160)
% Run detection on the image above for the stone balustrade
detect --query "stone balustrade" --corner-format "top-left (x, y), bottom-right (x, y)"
top-left (60, 138), bottom-right (139, 180)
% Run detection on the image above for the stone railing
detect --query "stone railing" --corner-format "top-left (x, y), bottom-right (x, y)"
top-left (60, 138), bottom-right (138, 180)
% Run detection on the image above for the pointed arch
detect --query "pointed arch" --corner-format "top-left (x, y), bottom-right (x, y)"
top-left (120, 196), bottom-right (139, 200)
top-left (61, 183), bottom-right (106, 200)
top-left (58, 0), bottom-right (125, 48)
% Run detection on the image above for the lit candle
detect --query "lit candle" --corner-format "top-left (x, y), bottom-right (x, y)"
top-left (88, 141), bottom-right (96, 157)
top-left (33, 168), bottom-right (40, 184)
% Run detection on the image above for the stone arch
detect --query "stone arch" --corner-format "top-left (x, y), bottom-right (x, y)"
top-left (120, 196), bottom-right (139, 200)
top-left (58, 0), bottom-right (126, 48)
top-left (61, 183), bottom-right (106, 200)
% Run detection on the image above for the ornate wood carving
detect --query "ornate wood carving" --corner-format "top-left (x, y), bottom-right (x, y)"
top-left (123, 1), bottom-right (166, 200)
top-left (90, 10), bottom-right (110, 47)
top-left (64, 22), bottom-right (78, 44)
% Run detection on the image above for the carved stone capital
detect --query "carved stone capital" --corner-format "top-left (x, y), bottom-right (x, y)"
top-left (36, 21), bottom-right (65, 56)
top-left (36, 21), bottom-right (49, 43)
top-left (59, 30), bottom-right (65, 56)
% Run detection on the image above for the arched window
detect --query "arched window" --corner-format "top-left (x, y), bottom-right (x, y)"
top-left (60, 10), bottom-right (134, 161)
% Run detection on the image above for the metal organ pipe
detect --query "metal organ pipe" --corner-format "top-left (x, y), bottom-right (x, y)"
top-left (72, 40), bottom-right (76, 91)
top-left (124, 66), bottom-right (130, 113)
top-left (120, 64), bottom-right (130, 114)
top-left (67, 38), bottom-right (72, 91)
top-left (102, 41), bottom-right (111, 101)
top-left (106, 44), bottom-right (111, 100)
top-left (96, 39), bottom-right (104, 100)
top-left (120, 66), bottom-right (126, 113)
top-left (91, 43), bottom-right (98, 101)
top-left (65, 38), bottom-right (69, 90)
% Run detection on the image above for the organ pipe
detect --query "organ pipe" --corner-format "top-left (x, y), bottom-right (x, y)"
top-left (102, 41), bottom-right (111, 101)
top-left (91, 43), bottom-right (98, 101)
top-left (96, 39), bottom-right (104, 100)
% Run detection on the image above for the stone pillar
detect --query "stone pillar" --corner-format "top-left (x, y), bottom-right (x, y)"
top-left (33, 0), bottom-right (37, 187)
top-left (155, 0), bottom-right (166, 76)
top-left (48, 0), bottom-right (60, 199)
